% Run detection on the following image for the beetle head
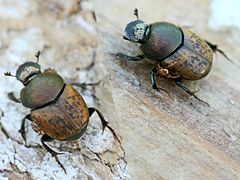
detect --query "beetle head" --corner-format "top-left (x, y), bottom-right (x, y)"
top-left (123, 8), bottom-right (149, 44)
top-left (4, 51), bottom-right (42, 85)
top-left (15, 62), bottom-right (41, 85)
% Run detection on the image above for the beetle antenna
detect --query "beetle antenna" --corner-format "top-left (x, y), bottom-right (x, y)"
top-left (35, 50), bottom-right (41, 64)
top-left (134, 8), bottom-right (139, 20)
top-left (4, 72), bottom-right (16, 77)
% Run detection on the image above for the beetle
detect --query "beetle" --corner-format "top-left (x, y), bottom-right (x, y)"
top-left (4, 51), bottom-right (119, 172)
top-left (117, 9), bottom-right (232, 105)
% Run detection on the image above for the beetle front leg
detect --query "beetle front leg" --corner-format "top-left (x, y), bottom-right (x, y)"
top-left (116, 53), bottom-right (145, 61)
top-left (175, 78), bottom-right (209, 106)
top-left (19, 114), bottom-right (32, 144)
top-left (7, 92), bottom-right (21, 103)
top-left (41, 134), bottom-right (66, 173)
top-left (88, 107), bottom-right (121, 143)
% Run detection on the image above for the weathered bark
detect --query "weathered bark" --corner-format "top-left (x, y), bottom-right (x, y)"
top-left (0, 0), bottom-right (126, 179)
top-left (0, 0), bottom-right (240, 179)
top-left (94, 0), bottom-right (240, 179)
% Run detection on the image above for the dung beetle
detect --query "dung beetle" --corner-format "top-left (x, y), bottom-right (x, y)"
top-left (117, 9), bottom-right (232, 105)
top-left (4, 51), bottom-right (119, 172)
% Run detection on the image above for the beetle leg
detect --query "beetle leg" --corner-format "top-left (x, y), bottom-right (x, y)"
top-left (19, 114), bottom-right (32, 144)
top-left (205, 41), bottom-right (233, 62)
top-left (116, 53), bottom-right (145, 61)
top-left (7, 92), bottom-right (21, 103)
top-left (88, 107), bottom-right (121, 144)
top-left (31, 123), bottom-right (45, 135)
top-left (165, 61), bottom-right (177, 69)
top-left (41, 134), bottom-right (66, 173)
top-left (150, 66), bottom-right (170, 97)
top-left (71, 81), bottom-right (101, 89)
top-left (71, 82), bottom-right (101, 101)
top-left (166, 73), bottom-right (180, 79)
top-left (175, 78), bottom-right (209, 106)
top-left (41, 134), bottom-right (63, 156)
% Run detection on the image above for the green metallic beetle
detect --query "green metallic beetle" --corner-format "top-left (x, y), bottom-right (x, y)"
top-left (4, 51), bottom-right (119, 172)
top-left (117, 9), bottom-right (232, 105)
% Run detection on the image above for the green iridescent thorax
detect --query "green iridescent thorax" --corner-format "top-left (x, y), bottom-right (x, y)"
top-left (20, 69), bottom-right (64, 109)
top-left (140, 22), bottom-right (183, 60)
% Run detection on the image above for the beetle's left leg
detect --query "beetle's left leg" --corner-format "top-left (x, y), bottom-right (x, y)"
top-left (88, 107), bottom-right (121, 143)
top-left (7, 92), bottom-right (21, 103)
top-left (150, 66), bottom-right (170, 96)
top-left (71, 82), bottom-right (101, 101)
top-left (41, 134), bottom-right (63, 157)
top-left (175, 78), bottom-right (209, 106)
top-left (116, 53), bottom-right (145, 61)
top-left (71, 81), bottom-right (101, 89)
top-left (19, 114), bottom-right (32, 144)
top-left (205, 41), bottom-right (233, 62)
top-left (151, 66), bottom-right (161, 90)
top-left (41, 134), bottom-right (66, 173)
